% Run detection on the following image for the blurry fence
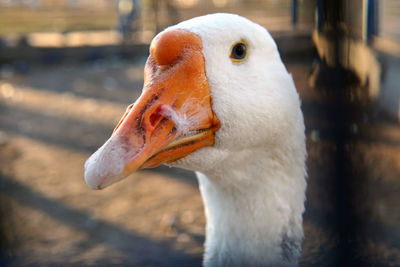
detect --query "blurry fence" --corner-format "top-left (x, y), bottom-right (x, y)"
top-left (313, 0), bottom-right (400, 121)
top-left (0, 0), bottom-right (315, 44)
top-left (0, 0), bottom-right (316, 65)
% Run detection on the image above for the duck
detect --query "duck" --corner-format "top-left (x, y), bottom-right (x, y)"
top-left (84, 13), bottom-right (307, 267)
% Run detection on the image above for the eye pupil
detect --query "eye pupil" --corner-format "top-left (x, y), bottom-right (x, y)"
top-left (231, 43), bottom-right (246, 60)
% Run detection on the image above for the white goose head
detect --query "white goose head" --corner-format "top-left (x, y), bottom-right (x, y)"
top-left (85, 13), bottom-right (307, 266)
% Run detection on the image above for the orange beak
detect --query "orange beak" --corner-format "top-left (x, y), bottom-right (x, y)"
top-left (84, 29), bottom-right (220, 189)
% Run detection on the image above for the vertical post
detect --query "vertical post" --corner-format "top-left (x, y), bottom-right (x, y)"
top-left (316, 0), bottom-right (323, 30)
top-left (367, 0), bottom-right (377, 41)
top-left (291, 0), bottom-right (298, 26)
top-left (363, 0), bottom-right (378, 42)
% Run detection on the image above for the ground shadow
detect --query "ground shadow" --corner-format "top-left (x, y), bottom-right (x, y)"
top-left (0, 174), bottom-right (202, 266)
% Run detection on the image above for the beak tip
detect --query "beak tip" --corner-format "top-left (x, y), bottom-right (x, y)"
top-left (84, 158), bottom-right (126, 190)
top-left (84, 163), bottom-right (102, 190)
top-left (84, 137), bottom-right (129, 190)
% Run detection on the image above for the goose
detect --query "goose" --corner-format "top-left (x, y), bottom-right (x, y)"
top-left (84, 13), bottom-right (307, 267)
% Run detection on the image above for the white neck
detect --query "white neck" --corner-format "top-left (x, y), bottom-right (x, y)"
top-left (196, 141), bottom-right (306, 267)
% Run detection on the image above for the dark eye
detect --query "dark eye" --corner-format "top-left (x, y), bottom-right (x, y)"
top-left (230, 42), bottom-right (247, 62)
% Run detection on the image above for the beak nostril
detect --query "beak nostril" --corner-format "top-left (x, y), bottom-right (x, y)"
top-left (149, 109), bottom-right (163, 128)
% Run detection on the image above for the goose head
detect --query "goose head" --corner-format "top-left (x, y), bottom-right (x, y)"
top-left (84, 13), bottom-right (306, 266)
top-left (84, 13), bottom-right (304, 187)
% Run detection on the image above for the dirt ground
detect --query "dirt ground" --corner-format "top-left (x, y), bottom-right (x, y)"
top-left (0, 53), bottom-right (400, 266)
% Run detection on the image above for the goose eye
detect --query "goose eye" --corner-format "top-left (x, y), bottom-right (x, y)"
top-left (230, 42), bottom-right (247, 62)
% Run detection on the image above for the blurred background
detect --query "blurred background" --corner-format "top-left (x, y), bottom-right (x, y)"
top-left (0, 0), bottom-right (399, 266)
